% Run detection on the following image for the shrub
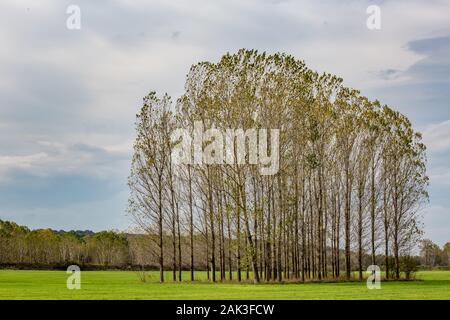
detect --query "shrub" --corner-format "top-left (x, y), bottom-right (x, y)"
top-left (401, 256), bottom-right (419, 280)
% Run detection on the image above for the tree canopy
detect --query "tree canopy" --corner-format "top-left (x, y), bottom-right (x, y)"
top-left (129, 49), bottom-right (429, 283)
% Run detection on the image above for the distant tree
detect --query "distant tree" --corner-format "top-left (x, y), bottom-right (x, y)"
top-left (86, 231), bottom-right (129, 266)
top-left (420, 239), bottom-right (444, 267)
top-left (442, 242), bottom-right (450, 266)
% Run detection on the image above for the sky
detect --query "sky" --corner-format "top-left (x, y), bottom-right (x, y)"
top-left (0, 0), bottom-right (449, 245)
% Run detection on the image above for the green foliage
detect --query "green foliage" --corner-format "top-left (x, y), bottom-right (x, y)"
top-left (0, 219), bottom-right (129, 267)
top-left (400, 256), bottom-right (419, 280)
top-left (0, 220), bottom-right (30, 237)
top-left (127, 49), bottom-right (430, 283)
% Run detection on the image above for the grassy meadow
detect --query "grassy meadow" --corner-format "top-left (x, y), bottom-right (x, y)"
top-left (0, 270), bottom-right (449, 300)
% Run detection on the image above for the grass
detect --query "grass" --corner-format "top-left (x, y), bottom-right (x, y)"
top-left (0, 270), bottom-right (449, 300)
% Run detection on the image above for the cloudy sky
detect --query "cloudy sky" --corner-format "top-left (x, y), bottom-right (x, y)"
top-left (0, 0), bottom-right (449, 245)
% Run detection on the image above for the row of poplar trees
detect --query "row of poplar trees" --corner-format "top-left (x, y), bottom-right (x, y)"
top-left (128, 49), bottom-right (428, 283)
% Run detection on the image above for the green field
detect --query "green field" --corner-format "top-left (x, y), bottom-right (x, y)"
top-left (0, 270), bottom-right (449, 300)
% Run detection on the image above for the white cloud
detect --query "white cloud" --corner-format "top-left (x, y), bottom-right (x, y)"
top-left (0, 141), bottom-right (130, 185)
top-left (422, 119), bottom-right (450, 153)
top-left (0, 153), bottom-right (48, 182)
top-left (0, 0), bottom-right (449, 237)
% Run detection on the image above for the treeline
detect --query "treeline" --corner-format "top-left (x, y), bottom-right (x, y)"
top-left (128, 49), bottom-right (429, 283)
top-left (0, 219), bottom-right (258, 270)
top-left (0, 220), bottom-right (128, 268)
top-left (420, 239), bottom-right (450, 268)
top-left (2, 220), bottom-right (446, 274)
